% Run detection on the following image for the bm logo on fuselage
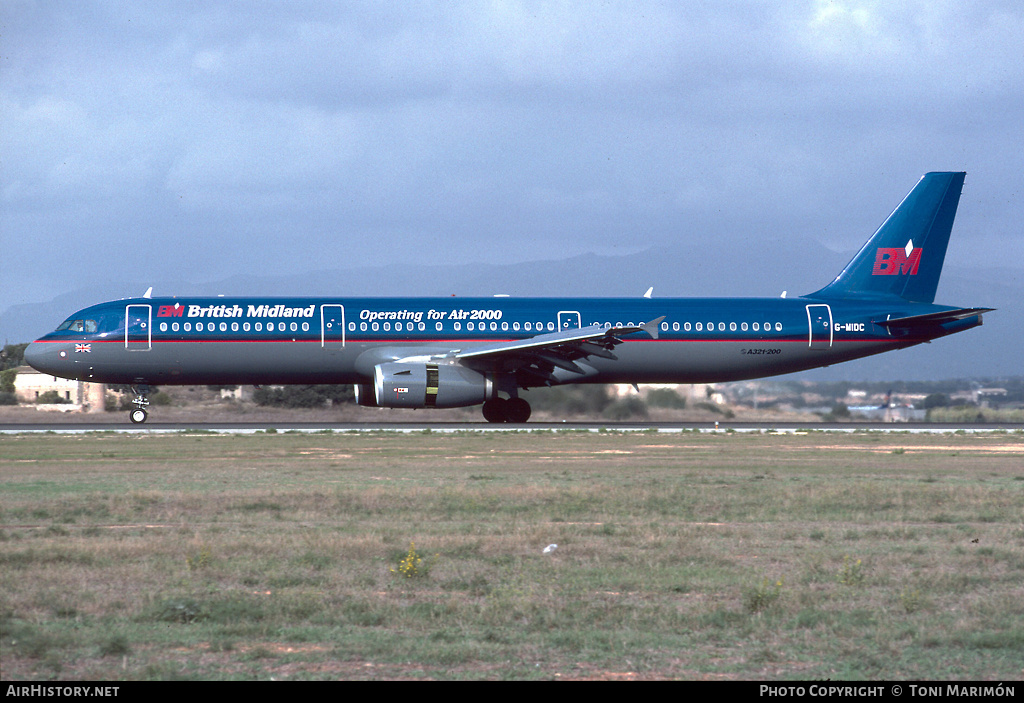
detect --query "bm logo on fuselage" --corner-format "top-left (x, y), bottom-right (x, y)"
top-left (872, 247), bottom-right (922, 276)
top-left (157, 305), bottom-right (185, 317)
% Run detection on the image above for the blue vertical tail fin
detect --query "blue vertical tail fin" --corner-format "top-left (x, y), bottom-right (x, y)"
top-left (809, 172), bottom-right (966, 303)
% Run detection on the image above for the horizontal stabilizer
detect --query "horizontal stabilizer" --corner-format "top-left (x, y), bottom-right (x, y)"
top-left (875, 308), bottom-right (994, 329)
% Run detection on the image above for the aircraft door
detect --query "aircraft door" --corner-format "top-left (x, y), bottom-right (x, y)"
top-left (806, 304), bottom-right (833, 350)
top-left (321, 304), bottom-right (345, 349)
top-left (126, 305), bottom-right (152, 351)
top-left (557, 311), bottom-right (581, 331)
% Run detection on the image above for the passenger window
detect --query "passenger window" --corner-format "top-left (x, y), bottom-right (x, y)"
top-left (753, 322), bottom-right (759, 331)
top-left (372, 322), bottom-right (379, 331)
top-left (696, 322), bottom-right (702, 331)
top-left (243, 323), bottom-right (250, 332)
top-left (673, 322), bottom-right (679, 331)
top-left (160, 323), bottom-right (167, 332)
top-left (435, 322), bottom-right (442, 331)
top-left (513, 322), bottom-right (520, 331)
top-left (547, 322), bottom-right (555, 331)
top-left (467, 322), bottom-right (474, 331)
top-left (490, 322), bottom-right (497, 331)
top-left (231, 323), bottom-right (239, 332)
top-left (255, 322), bottom-right (262, 331)
top-left (349, 322), bottom-right (355, 332)
top-left (730, 322), bottom-right (736, 331)
top-left (525, 322), bottom-right (532, 331)
top-left (220, 322), bottom-right (228, 332)
top-left (741, 322), bottom-right (748, 331)
top-left (360, 322), bottom-right (367, 331)
top-left (454, 322), bottom-right (461, 331)
top-left (172, 323), bottom-right (180, 332)
top-left (419, 322), bottom-right (425, 331)
top-left (661, 322), bottom-right (669, 331)
top-left (184, 323), bottom-right (192, 331)
top-left (684, 322), bottom-right (691, 332)
top-left (775, 322), bottom-right (782, 331)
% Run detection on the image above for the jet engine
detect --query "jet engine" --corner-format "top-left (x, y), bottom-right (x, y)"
top-left (372, 362), bottom-right (492, 409)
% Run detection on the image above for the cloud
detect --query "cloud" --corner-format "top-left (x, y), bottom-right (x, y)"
top-left (1, 1), bottom-right (1022, 310)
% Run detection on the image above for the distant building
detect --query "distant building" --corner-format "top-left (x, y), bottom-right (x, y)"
top-left (848, 405), bottom-right (926, 422)
top-left (975, 388), bottom-right (1007, 406)
top-left (13, 366), bottom-right (106, 412)
top-left (220, 385), bottom-right (255, 401)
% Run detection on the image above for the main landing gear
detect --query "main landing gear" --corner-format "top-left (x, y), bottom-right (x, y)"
top-left (481, 397), bottom-right (531, 423)
top-left (129, 385), bottom-right (151, 424)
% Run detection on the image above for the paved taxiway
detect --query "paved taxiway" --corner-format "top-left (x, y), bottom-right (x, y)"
top-left (2, 421), bottom-right (1022, 434)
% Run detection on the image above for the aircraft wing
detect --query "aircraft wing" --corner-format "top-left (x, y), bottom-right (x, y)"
top-left (454, 317), bottom-right (664, 386)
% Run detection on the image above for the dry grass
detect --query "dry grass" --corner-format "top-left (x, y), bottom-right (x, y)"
top-left (2, 430), bottom-right (1023, 680)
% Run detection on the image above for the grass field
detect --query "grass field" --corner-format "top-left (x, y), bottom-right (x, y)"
top-left (2, 429), bottom-right (1023, 680)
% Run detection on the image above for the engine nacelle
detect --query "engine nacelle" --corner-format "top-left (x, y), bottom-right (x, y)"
top-left (373, 362), bottom-right (491, 409)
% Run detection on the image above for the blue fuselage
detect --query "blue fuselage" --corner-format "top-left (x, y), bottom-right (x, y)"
top-left (25, 295), bottom-right (981, 387)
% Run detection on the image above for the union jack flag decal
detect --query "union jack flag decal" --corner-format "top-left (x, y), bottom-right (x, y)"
top-left (75, 344), bottom-right (91, 353)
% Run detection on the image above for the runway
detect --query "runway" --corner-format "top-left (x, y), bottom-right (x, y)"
top-left (2, 420), bottom-right (1022, 434)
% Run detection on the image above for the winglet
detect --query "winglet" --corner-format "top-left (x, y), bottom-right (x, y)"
top-left (143, 287), bottom-right (153, 299)
top-left (642, 316), bottom-right (664, 340)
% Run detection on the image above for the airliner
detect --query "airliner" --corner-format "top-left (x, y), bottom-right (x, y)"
top-left (25, 172), bottom-right (992, 423)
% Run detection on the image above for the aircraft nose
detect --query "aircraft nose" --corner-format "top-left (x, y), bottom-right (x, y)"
top-left (24, 341), bottom-right (53, 373)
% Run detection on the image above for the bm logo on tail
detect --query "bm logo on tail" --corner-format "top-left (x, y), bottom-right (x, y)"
top-left (873, 240), bottom-right (922, 276)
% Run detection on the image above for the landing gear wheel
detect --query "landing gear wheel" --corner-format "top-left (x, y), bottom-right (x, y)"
top-left (482, 398), bottom-right (508, 423)
top-left (129, 384), bottom-right (151, 424)
top-left (505, 397), bottom-right (532, 423)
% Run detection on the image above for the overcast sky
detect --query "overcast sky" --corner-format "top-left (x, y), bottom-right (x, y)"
top-left (2, 1), bottom-right (1022, 309)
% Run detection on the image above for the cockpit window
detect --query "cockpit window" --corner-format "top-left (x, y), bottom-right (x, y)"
top-left (55, 319), bottom-right (98, 333)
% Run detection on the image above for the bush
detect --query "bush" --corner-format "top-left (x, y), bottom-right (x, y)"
top-left (920, 393), bottom-right (951, 409)
top-left (519, 385), bottom-right (612, 416)
top-left (646, 388), bottom-right (687, 409)
top-left (743, 577), bottom-right (783, 613)
top-left (36, 390), bottom-right (70, 404)
top-left (0, 368), bottom-right (17, 393)
top-left (602, 396), bottom-right (649, 420)
top-left (694, 401), bottom-right (734, 418)
top-left (253, 385), bottom-right (354, 408)
top-left (1, 344), bottom-right (28, 372)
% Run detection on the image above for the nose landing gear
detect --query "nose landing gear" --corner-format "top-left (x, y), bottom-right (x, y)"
top-left (129, 385), bottom-right (151, 423)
